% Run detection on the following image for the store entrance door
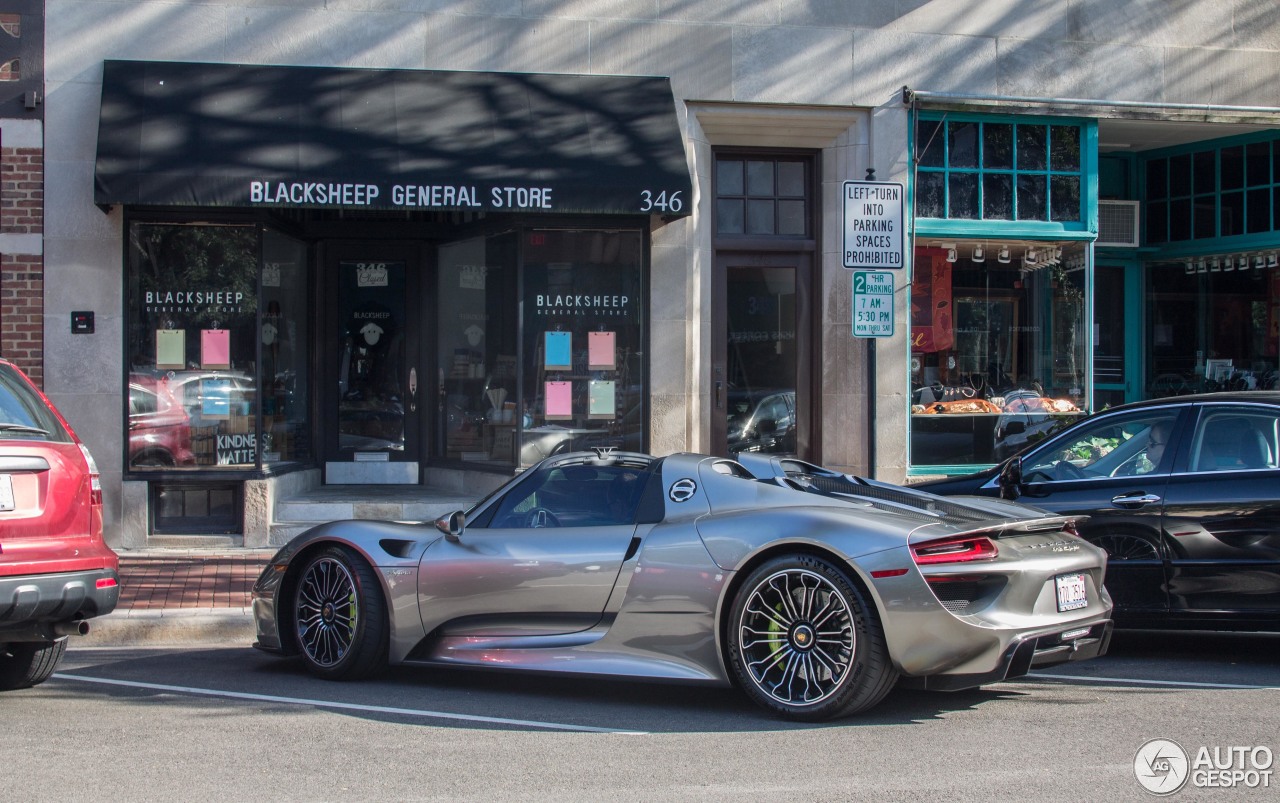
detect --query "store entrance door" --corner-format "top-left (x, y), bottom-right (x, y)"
top-left (322, 242), bottom-right (426, 483)
top-left (711, 252), bottom-right (814, 460)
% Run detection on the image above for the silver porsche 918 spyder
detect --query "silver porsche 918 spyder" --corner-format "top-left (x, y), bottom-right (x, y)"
top-left (252, 450), bottom-right (1113, 721)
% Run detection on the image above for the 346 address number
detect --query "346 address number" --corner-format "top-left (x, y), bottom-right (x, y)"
top-left (640, 190), bottom-right (683, 213)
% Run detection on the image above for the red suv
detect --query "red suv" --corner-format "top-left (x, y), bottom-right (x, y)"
top-left (1, 358), bottom-right (119, 690)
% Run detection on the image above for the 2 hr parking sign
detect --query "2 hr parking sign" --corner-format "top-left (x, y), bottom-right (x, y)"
top-left (853, 271), bottom-right (894, 338)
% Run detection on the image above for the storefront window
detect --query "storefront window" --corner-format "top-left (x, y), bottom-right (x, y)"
top-left (437, 233), bottom-right (519, 465)
top-left (520, 230), bottom-right (645, 468)
top-left (261, 231), bottom-right (311, 465)
top-left (915, 115), bottom-right (1089, 224)
top-left (126, 223), bottom-right (260, 470)
top-left (1144, 134), bottom-right (1280, 246)
top-left (1146, 260), bottom-right (1280, 396)
top-left (910, 241), bottom-right (1089, 468)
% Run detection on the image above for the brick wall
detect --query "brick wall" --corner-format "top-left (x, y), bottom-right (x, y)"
top-left (0, 143), bottom-right (44, 385)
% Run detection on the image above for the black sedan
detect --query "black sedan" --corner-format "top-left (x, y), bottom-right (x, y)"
top-left (917, 392), bottom-right (1280, 632)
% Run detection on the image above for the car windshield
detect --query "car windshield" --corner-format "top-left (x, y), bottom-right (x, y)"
top-left (0, 363), bottom-right (70, 442)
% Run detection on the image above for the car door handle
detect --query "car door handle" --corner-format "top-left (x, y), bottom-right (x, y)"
top-left (1111, 492), bottom-right (1162, 508)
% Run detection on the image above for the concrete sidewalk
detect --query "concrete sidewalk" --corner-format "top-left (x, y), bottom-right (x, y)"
top-left (83, 549), bottom-right (276, 647)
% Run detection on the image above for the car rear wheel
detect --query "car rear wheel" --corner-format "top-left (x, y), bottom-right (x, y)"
top-left (291, 546), bottom-right (388, 681)
top-left (0, 638), bottom-right (68, 691)
top-left (727, 554), bottom-right (897, 721)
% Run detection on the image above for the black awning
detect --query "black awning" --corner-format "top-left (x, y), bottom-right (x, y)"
top-left (95, 61), bottom-right (692, 216)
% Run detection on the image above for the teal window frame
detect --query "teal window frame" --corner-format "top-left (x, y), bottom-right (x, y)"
top-left (911, 112), bottom-right (1098, 241)
top-left (1140, 131), bottom-right (1280, 258)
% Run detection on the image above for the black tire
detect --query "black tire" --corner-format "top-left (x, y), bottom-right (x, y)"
top-left (0, 639), bottom-right (68, 691)
top-left (726, 554), bottom-right (898, 721)
top-left (291, 545), bottom-right (389, 681)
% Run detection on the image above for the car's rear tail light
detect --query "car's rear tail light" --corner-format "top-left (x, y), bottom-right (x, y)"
top-left (78, 443), bottom-right (104, 540)
top-left (911, 535), bottom-right (999, 565)
top-left (78, 443), bottom-right (102, 504)
top-left (96, 577), bottom-right (118, 589)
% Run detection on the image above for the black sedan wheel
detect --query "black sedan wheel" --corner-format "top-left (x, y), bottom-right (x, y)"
top-left (727, 554), bottom-right (897, 721)
top-left (292, 546), bottom-right (388, 680)
top-left (1093, 533), bottom-right (1160, 561)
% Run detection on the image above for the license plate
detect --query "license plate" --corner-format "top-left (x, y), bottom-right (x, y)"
top-left (1055, 572), bottom-right (1088, 612)
top-left (0, 473), bottom-right (13, 511)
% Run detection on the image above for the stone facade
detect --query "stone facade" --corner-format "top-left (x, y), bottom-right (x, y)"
top-left (39, 0), bottom-right (1280, 546)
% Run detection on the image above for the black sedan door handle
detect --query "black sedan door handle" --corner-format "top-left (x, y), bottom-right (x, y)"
top-left (1111, 492), bottom-right (1162, 508)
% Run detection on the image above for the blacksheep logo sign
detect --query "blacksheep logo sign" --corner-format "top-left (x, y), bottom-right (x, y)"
top-left (248, 181), bottom-right (555, 210)
top-left (144, 289), bottom-right (245, 315)
top-left (533, 294), bottom-right (631, 317)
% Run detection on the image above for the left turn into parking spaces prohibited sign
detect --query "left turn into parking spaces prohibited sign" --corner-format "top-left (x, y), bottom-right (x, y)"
top-left (853, 271), bottom-right (895, 338)
top-left (843, 180), bottom-right (904, 269)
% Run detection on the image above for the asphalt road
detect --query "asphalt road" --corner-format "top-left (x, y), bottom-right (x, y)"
top-left (5, 631), bottom-right (1277, 801)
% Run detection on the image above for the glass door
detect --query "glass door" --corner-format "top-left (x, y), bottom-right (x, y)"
top-left (712, 253), bottom-right (813, 459)
top-left (324, 243), bottom-right (423, 478)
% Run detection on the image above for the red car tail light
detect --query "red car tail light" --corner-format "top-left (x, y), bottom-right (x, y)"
top-left (911, 535), bottom-right (999, 565)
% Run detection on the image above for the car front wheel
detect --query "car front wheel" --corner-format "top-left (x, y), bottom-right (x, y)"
top-left (0, 638), bottom-right (68, 691)
top-left (727, 554), bottom-right (898, 721)
top-left (291, 545), bottom-right (389, 681)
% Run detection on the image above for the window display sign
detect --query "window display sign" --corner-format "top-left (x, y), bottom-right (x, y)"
top-left (545, 331), bottom-right (572, 371)
top-left (588, 331), bottom-right (616, 370)
top-left (589, 380), bottom-right (616, 419)
top-left (201, 329), bottom-right (231, 369)
top-left (545, 381), bottom-right (573, 420)
top-left (155, 329), bottom-right (185, 369)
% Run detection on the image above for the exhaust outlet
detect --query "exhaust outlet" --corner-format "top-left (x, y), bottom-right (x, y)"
top-left (54, 620), bottom-right (90, 637)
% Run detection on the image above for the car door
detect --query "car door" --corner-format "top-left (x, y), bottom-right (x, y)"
top-left (1159, 403), bottom-right (1280, 622)
top-left (1014, 406), bottom-right (1192, 616)
top-left (416, 464), bottom-right (643, 636)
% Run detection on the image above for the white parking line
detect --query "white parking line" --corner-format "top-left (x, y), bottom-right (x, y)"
top-left (1033, 672), bottom-right (1280, 691)
top-left (53, 673), bottom-right (649, 734)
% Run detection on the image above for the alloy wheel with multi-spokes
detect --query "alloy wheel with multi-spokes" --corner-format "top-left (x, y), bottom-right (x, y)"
top-left (290, 545), bottom-right (388, 680)
top-left (739, 567), bottom-right (854, 706)
top-left (727, 554), bottom-right (897, 720)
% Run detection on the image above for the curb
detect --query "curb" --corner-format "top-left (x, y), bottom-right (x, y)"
top-left (82, 609), bottom-right (256, 647)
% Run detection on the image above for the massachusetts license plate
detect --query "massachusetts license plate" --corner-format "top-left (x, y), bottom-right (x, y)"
top-left (0, 473), bottom-right (14, 511)
top-left (1055, 572), bottom-right (1088, 612)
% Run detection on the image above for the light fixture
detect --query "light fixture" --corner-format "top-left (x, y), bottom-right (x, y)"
top-left (1239, 256), bottom-right (1251, 270)
top-left (997, 246), bottom-right (1011, 263)
top-left (1222, 256), bottom-right (1234, 271)
top-left (1211, 258), bottom-right (1222, 272)
top-left (1268, 253), bottom-right (1278, 268)
top-left (945, 248), bottom-right (957, 263)
top-left (1024, 249), bottom-right (1039, 266)
top-left (971, 245), bottom-right (986, 262)
top-left (1184, 261), bottom-right (1195, 275)
top-left (1255, 255), bottom-right (1266, 270)
top-left (1197, 260), bottom-right (1207, 273)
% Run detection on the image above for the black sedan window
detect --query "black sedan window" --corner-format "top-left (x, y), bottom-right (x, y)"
top-left (1192, 409), bottom-right (1279, 472)
top-left (1023, 411), bottom-right (1179, 481)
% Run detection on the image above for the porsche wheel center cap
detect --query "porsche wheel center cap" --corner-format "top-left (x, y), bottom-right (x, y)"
top-left (321, 603), bottom-right (335, 623)
top-left (790, 623), bottom-right (815, 651)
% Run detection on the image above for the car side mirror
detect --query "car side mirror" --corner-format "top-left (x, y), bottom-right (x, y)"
top-left (997, 457), bottom-right (1023, 501)
top-left (1002, 420), bottom-right (1026, 436)
top-left (756, 418), bottom-right (776, 435)
top-left (434, 510), bottom-right (465, 542)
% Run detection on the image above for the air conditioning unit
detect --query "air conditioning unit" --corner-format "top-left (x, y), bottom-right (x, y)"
top-left (1097, 200), bottom-right (1140, 247)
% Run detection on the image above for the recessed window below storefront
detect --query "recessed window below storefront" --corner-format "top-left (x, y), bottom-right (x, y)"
top-left (910, 240), bottom-right (1089, 470)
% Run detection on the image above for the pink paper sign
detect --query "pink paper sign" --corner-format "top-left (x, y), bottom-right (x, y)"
top-left (588, 331), bottom-right (616, 370)
top-left (545, 381), bottom-right (573, 420)
top-left (201, 329), bottom-right (231, 369)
